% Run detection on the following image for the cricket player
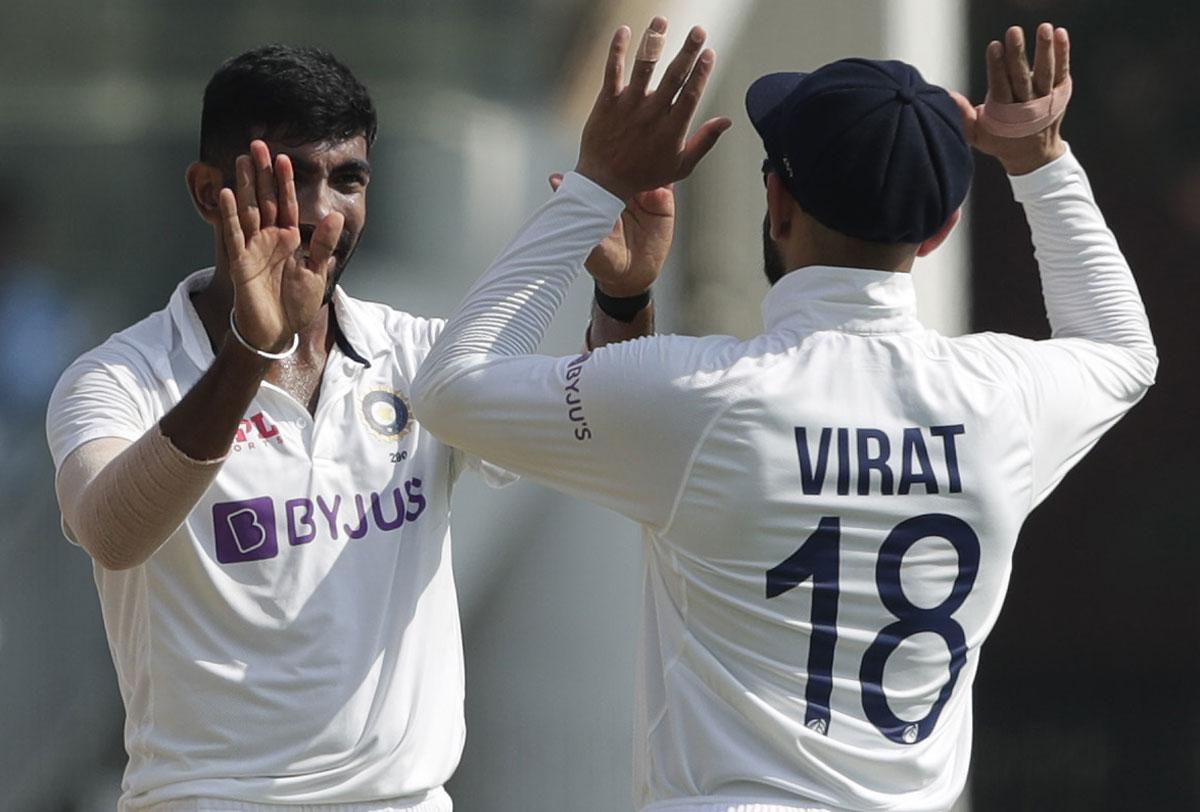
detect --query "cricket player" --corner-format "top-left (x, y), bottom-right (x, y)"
top-left (411, 20), bottom-right (1157, 812)
top-left (45, 45), bottom-right (661, 810)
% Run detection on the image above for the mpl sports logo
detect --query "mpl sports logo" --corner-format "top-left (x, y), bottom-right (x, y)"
top-left (232, 411), bottom-right (283, 453)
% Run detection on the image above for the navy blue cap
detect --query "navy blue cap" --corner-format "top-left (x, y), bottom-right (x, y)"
top-left (747, 58), bottom-right (972, 244)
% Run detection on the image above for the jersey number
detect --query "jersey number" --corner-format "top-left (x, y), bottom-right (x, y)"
top-left (766, 513), bottom-right (979, 744)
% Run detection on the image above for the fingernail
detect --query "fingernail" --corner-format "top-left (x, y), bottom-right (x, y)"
top-left (690, 26), bottom-right (705, 43)
top-left (699, 50), bottom-right (714, 64)
top-left (649, 16), bottom-right (667, 33)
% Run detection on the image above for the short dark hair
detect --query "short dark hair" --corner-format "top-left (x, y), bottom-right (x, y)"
top-left (199, 44), bottom-right (377, 169)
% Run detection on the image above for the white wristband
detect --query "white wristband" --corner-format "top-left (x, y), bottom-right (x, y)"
top-left (228, 311), bottom-right (299, 360)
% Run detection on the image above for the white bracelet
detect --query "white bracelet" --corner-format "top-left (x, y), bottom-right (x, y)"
top-left (228, 311), bottom-right (300, 360)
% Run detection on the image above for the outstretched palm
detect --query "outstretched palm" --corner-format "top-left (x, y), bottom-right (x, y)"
top-left (218, 140), bottom-right (344, 352)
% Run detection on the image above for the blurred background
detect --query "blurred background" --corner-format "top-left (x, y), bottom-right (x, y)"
top-left (0, 0), bottom-right (1194, 810)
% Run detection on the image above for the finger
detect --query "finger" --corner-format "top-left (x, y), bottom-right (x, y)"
top-left (601, 25), bottom-right (632, 99)
top-left (628, 17), bottom-right (667, 95)
top-left (1030, 22), bottom-right (1055, 97)
top-left (1053, 26), bottom-right (1070, 86)
top-left (217, 187), bottom-right (246, 257)
top-left (250, 140), bottom-right (278, 229)
top-left (985, 40), bottom-right (1012, 103)
top-left (1004, 26), bottom-right (1034, 102)
top-left (948, 90), bottom-right (979, 146)
top-left (670, 47), bottom-right (715, 125)
top-left (234, 154), bottom-right (260, 236)
top-left (657, 25), bottom-right (706, 105)
top-left (678, 115), bottom-right (732, 177)
top-left (276, 153), bottom-right (299, 228)
top-left (308, 211), bottom-right (345, 271)
top-left (548, 173), bottom-right (564, 191)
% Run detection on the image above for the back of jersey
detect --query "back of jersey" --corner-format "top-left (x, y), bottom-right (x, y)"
top-left (641, 325), bottom-right (1032, 812)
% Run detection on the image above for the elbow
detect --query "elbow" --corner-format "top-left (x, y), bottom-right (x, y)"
top-left (1130, 341), bottom-right (1159, 391)
top-left (410, 368), bottom-right (458, 442)
top-left (412, 359), bottom-right (483, 443)
top-left (65, 502), bottom-right (158, 571)
top-left (79, 530), bottom-right (152, 571)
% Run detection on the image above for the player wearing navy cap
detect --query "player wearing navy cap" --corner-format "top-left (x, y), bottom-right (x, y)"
top-left (413, 19), bottom-right (1155, 812)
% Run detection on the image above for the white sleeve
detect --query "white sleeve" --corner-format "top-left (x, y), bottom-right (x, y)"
top-left (979, 146), bottom-right (1157, 505)
top-left (46, 347), bottom-right (157, 472)
top-left (411, 172), bottom-right (730, 528)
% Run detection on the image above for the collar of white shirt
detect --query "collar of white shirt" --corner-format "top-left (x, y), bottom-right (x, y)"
top-left (761, 264), bottom-right (923, 336)
top-left (166, 267), bottom-right (387, 369)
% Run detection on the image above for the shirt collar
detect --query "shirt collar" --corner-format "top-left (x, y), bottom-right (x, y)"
top-left (167, 267), bottom-right (376, 369)
top-left (761, 265), bottom-right (923, 335)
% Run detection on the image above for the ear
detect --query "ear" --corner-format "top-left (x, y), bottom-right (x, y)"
top-left (765, 173), bottom-right (795, 241)
top-left (186, 162), bottom-right (225, 226)
top-left (916, 208), bottom-right (962, 257)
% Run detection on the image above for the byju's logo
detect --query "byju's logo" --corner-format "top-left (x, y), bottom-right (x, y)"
top-left (213, 497), bottom-right (278, 564)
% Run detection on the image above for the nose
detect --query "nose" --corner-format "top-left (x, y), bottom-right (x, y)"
top-left (295, 179), bottom-right (335, 232)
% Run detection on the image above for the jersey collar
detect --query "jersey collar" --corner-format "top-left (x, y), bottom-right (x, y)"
top-left (761, 265), bottom-right (923, 336)
top-left (167, 267), bottom-right (378, 369)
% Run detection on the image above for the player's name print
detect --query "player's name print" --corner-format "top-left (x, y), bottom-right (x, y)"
top-left (794, 424), bottom-right (964, 496)
top-left (211, 476), bottom-right (428, 564)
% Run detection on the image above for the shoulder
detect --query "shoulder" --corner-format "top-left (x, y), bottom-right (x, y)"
top-left (586, 330), bottom-right (783, 401)
top-left (54, 307), bottom-right (176, 396)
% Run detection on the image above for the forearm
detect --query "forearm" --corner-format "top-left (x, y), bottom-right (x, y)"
top-left (160, 337), bottom-right (271, 459)
top-left (413, 172), bottom-right (624, 414)
top-left (60, 339), bottom-right (270, 569)
top-left (59, 431), bottom-right (223, 570)
top-left (1010, 146), bottom-right (1156, 371)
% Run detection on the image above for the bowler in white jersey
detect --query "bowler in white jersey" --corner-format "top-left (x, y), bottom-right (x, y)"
top-left (45, 45), bottom-right (660, 811)
top-left (412, 20), bottom-right (1156, 812)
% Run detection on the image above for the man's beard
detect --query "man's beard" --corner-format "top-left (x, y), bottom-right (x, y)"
top-left (762, 213), bottom-right (787, 286)
top-left (322, 240), bottom-right (356, 305)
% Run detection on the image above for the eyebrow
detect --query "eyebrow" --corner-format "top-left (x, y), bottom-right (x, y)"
top-left (288, 154), bottom-right (372, 178)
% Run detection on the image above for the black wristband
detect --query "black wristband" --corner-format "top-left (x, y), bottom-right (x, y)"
top-left (593, 284), bottom-right (651, 323)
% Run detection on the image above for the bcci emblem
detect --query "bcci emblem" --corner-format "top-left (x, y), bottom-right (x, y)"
top-left (360, 388), bottom-right (412, 443)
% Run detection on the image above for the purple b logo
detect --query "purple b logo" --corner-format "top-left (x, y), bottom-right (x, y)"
top-left (213, 497), bottom-right (278, 564)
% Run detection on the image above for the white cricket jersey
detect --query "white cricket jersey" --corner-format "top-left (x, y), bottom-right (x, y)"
top-left (45, 270), bottom-right (512, 811)
top-left (411, 147), bottom-right (1156, 812)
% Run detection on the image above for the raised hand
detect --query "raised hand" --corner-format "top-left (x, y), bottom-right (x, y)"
top-left (950, 24), bottom-right (1071, 176)
top-left (550, 172), bottom-right (674, 297)
top-left (217, 140), bottom-right (344, 353)
top-left (575, 17), bottom-right (732, 202)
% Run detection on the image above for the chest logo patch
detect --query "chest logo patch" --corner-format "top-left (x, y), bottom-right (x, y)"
top-left (360, 388), bottom-right (412, 443)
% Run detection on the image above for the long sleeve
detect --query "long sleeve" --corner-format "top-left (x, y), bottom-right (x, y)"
top-left (976, 146), bottom-right (1157, 504)
top-left (411, 173), bottom-right (730, 528)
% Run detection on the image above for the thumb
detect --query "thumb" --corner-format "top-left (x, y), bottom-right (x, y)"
top-left (548, 173), bottom-right (564, 191)
top-left (679, 117), bottom-right (733, 177)
top-left (948, 91), bottom-right (979, 146)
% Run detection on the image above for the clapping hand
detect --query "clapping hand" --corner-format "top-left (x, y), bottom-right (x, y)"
top-left (574, 17), bottom-right (732, 203)
top-left (951, 24), bottom-right (1071, 176)
top-left (217, 140), bottom-right (344, 353)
